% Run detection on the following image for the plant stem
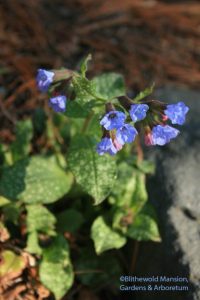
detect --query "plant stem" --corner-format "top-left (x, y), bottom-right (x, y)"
top-left (129, 240), bottom-right (139, 274)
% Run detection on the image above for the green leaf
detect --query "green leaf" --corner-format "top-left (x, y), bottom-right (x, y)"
top-left (0, 196), bottom-right (10, 207)
top-left (72, 76), bottom-right (96, 104)
top-left (131, 172), bottom-right (148, 214)
top-left (91, 216), bottom-right (126, 254)
top-left (11, 120), bottom-right (33, 161)
top-left (0, 221), bottom-right (10, 242)
top-left (39, 235), bottom-right (74, 300)
top-left (26, 204), bottom-right (56, 235)
top-left (80, 54), bottom-right (92, 77)
top-left (68, 136), bottom-right (116, 205)
top-left (93, 73), bottom-right (125, 100)
top-left (56, 209), bottom-right (84, 233)
top-left (112, 207), bottom-right (132, 234)
top-left (26, 231), bottom-right (42, 255)
top-left (133, 83), bottom-right (154, 102)
top-left (137, 160), bottom-right (155, 174)
top-left (127, 207), bottom-right (161, 242)
top-left (0, 156), bottom-right (73, 204)
top-left (110, 162), bottom-right (147, 214)
top-left (0, 250), bottom-right (26, 278)
top-left (2, 203), bottom-right (20, 224)
top-left (65, 100), bottom-right (89, 118)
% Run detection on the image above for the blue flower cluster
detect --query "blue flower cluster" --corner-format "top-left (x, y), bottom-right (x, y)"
top-left (97, 103), bottom-right (149, 155)
top-left (97, 100), bottom-right (189, 155)
top-left (144, 102), bottom-right (189, 146)
top-left (36, 69), bottom-right (67, 112)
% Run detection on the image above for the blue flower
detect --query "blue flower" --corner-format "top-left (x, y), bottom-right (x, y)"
top-left (36, 69), bottom-right (54, 92)
top-left (100, 111), bottom-right (126, 130)
top-left (96, 137), bottom-right (117, 156)
top-left (49, 95), bottom-right (67, 112)
top-left (116, 124), bottom-right (138, 145)
top-left (164, 101), bottom-right (189, 125)
top-left (129, 104), bottom-right (149, 122)
top-left (152, 125), bottom-right (180, 146)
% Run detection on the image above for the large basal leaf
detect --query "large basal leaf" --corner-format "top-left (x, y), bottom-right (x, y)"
top-left (26, 204), bottom-right (56, 235)
top-left (68, 136), bottom-right (116, 205)
top-left (91, 216), bottom-right (126, 254)
top-left (0, 156), bottom-right (73, 204)
top-left (92, 73), bottom-right (125, 100)
top-left (39, 235), bottom-right (74, 300)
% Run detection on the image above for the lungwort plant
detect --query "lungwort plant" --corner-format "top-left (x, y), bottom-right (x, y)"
top-left (0, 55), bottom-right (189, 299)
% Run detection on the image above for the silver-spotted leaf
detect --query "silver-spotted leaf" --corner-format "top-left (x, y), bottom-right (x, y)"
top-left (68, 136), bottom-right (116, 205)
top-left (26, 204), bottom-right (56, 235)
top-left (91, 216), bottom-right (126, 254)
top-left (92, 73), bottom-right (125, 100)
top-left (0, 156), bottom-right (73, 204)
top-left (26, 231), bottom-right (42, 255)
top-left (39, 235), bottom-right (74, 300)
top-left (127, 213), bottom-right (161, 242)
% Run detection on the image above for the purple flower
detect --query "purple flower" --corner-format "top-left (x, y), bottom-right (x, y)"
top-left (36, 69), bottom-right (54, 92)
top-left (152, 125), bottom-right (180, 146)
top-left (129, 104), bottom-right (149, 122)
top-left (100, 111), bottom-right (126, 130)
top-left (116, 124), bottom-right (138, 145)
top-left (49, 95), bottom-right (67, 112)
top-left (164, 101), bottom-right (189, 125)
top-left (96, 137), bottom-right (118, 156)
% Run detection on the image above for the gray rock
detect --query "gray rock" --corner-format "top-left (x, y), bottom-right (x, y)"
top-left (145, 85), bottom-right (200, 300)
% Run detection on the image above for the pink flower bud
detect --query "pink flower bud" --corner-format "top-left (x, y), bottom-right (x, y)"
top-left (145, 132), bottom-right (154, 146)
top-left (162, 114), bottom-right (168, 122)
top-left (113, 138), bottom-right (123, 151)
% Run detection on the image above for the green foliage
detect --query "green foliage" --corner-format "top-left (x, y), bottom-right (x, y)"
top-left (0, 156), bottom-right (73, 204)
top-left (68, 135), bottom-right (116, 205)
top-left (39, 235), bottom-right (74, 300)
top-left (2, 203), bottom-right (20, 224)
top-left (11, 120), bottom-right (33, 162)
top-left (110, 162), bottom-right (147, 213)
top-left (0, 59), bottom-right (161, 299)
top-left (0, 250), bottom-right (26, 277)
top-left (26, 231), bottom-right (42, 255)
top-left (56, 209), bottom-right (84, 233)
top-left (91, 216), bottom-right (126, 254)
top-left (26, 204), bottom-right (56, 235)
top-left (93, 73), bottom-right (126, 100)
top-left (133, 83), bottom-right (155, 102)
top-left (0, 196), bottom-right (10, 207)
top-left (127, 206), bottom-right (161, 242)
top-left (76, 247), bottom-right (122, 287)
top-left (80, 53), bottom-right (92, 77)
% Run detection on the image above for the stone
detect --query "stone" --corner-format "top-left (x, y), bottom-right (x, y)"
top-left (143, 86), bottom-right (200, 300)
